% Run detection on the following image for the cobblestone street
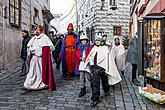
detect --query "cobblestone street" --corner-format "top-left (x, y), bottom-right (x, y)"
top-left (0, 62), bottom-right (165, 110)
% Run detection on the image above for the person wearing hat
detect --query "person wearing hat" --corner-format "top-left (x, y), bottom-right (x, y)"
top-left (83, 35), bottom-right (122, 107)
top-left (75, 35), bottom-right (93, 97)
top-left (61, 23), bottom-right (80, 78)
top-left (24, 25), bottom-right (56, 91)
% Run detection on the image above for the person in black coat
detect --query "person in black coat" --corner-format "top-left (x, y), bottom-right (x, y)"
top-left (52, 33), bottom-right (63, 69)
top-left (20, 30), bottom-right (31, 76)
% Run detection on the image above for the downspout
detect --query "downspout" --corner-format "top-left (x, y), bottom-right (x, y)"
top-left (30, 0), bottom-right (32, 31)
top-left (2, 0), bottom-right (7, 69)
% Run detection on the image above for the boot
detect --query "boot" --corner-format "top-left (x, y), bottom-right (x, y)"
top-left (78, 86), bottom-right (86, 97)
top-left (90, 100), bottom-right (100, 107)
top-left (105, 92), bottom-right (110, 96)
top-left (132, 79), bottom-right (140, 86)
top-left (121, 71), bottom-right (124, 76)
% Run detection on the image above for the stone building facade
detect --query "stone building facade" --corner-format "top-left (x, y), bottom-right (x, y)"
top-left (77, 0), bottom-right (130, 41)
top-left (0, 0), bottom-right (52, 69)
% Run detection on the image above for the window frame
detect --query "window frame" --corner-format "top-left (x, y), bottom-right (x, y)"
top-left (9, 0), bottom-right (21, 27)
top-left (109, 0), bottom-right (118, 7)
top-left (113, 26), bottom-right (121, 36)
top-left (33, 8), bottom-right (39, 25)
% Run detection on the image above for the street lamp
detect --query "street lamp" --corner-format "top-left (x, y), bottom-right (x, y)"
top-left (74, 0), bottom-right (78, 35)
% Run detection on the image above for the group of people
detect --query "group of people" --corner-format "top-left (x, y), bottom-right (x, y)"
top-left (20, 23), bottom-right (140, 107)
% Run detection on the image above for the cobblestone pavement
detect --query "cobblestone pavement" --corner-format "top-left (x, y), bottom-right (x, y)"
top-left (0, 62), bottom-right (165, 110)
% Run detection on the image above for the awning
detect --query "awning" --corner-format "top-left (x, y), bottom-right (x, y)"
top-left (42, 10), bottom-right (54, 23)
top-left (144, 13), bottom-right (165, 19)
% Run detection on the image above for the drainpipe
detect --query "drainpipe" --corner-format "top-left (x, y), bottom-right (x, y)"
top-left (2, 0), bottom-right (7, 69)
top-left (30, 0), bottom-right (32, 31)
top-left (74, 0), bottom-right (78, 34)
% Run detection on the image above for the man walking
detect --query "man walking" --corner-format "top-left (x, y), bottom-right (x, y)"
top-left (52, 33), bottom-right (62, 69)
top-left (20, 30), bottom-right (31, 76)
top-left (61, 23), bottom-right (79, 78)
top-left (126, 33), bottom-right (140, 86)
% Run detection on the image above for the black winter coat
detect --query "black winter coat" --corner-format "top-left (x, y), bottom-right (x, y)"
top-left (52, 38), bottom-right (62, 53)
top-left (20, 36), bottom-right (31, 59)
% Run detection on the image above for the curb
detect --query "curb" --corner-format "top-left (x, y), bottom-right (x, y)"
top-left (0, 68), bottom-right (21, 81)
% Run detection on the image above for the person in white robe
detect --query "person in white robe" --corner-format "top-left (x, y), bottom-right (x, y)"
top-left (24, 25), bottom-right (55, 90)
top-left (113, 37), bottom-right (126, 75)
top-left (83, 35), bottom-right (122, 107)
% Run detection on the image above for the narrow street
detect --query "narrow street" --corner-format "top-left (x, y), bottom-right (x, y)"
top-left (0, 62), bottom-right (164, 110)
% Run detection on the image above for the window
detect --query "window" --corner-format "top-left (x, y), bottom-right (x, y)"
top-left (113, 26), bottom-right (121, 36)
top-left (109, 0), bottom-right (117, 6)
top-left (33, 8), bottom-right (39, 24)
top-left (9, 0), bottom-right (21, 27)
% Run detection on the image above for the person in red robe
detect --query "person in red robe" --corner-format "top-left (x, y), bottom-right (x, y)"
top-left (61, 23), bottom-right (80, 78)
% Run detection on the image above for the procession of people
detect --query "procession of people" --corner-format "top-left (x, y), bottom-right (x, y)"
top-left (20, 23), bottom-right (139, 107)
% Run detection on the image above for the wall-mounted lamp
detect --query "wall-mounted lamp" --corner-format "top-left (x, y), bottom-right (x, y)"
top-left (101, 0), bottom-right (105, 10)
top-left (3, 6), bottom-right (7, 19)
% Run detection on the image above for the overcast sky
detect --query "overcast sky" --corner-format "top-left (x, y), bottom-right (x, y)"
top-left (50, 0), bottom-right (74, 14)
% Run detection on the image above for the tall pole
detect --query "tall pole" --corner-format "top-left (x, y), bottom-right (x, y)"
top-left (2, 0), bottom-right (7, 69)
top-left (75, 0), bottom-right (78, 35)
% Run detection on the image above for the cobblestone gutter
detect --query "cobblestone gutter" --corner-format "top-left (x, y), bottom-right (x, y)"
top-left (0, 59), bottom-right (22, 80)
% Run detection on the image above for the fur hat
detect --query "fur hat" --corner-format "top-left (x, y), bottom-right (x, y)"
top-left (95, 35), bottom-right (102, 41)
top-left (80, 35), bottom-right (88, 40)
top-left (106, 40), bottom-right (112, 46)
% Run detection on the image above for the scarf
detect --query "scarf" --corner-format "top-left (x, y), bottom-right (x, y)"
top-left (80, 43), bottom-right (90, 57)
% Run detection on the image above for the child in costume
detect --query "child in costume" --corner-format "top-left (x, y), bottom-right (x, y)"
top-left (84, 35), bottom-right (122, 107)
top-left (75, 35), bottom-right (93, 97)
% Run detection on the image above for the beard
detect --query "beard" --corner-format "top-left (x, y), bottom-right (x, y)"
top-left (68, 30), bottom-right (73, 34)
top-left (35, 32), bottom-right (40, 36)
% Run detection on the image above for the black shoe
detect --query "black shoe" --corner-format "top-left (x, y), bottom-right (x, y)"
top-left (69, 73), bottom-right (75, 80)
top-left (132, 79), bottom-right (140, 86)
top-left (56, 65), bottom-right (60, 70)
top-left (69, 73), bottom-right (75, 77)
top-left (21, 87), bottom-right (28, 90)
top-left (63, 74), bottom-right (67, 78)
top-left (20, 73), bottom-right (26, 76)
top-left (90, 100), bottom-right (99, 107)
top-left (78, 86), bottom-right (86, 97)
top-left (105, 92), bottom-right (110, 96)
top-left (121, 71), bottom-right (124, 76)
